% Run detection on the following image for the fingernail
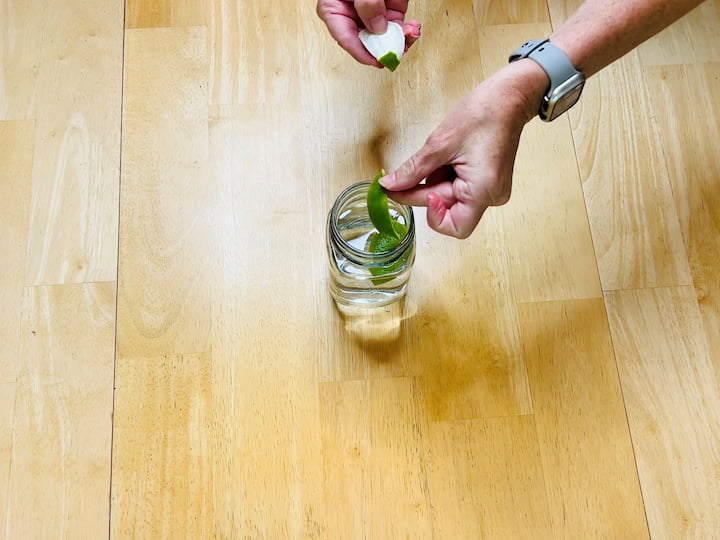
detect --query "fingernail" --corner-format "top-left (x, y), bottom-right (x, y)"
top-left (368, 15), bottom-right (387, 34)
top-left (379, 172), bottom-right (394, 189)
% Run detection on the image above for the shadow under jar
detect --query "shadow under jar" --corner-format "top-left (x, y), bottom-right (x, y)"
top-left (327, 182), bottom-right (416, 307)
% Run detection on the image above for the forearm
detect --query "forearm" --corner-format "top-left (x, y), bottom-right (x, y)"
top-left (550, 0), bottom-right (706, 77)
top-left (383, 0), bottom-right (708, 238)
top-left (504, 0), bottom-right (706, 124)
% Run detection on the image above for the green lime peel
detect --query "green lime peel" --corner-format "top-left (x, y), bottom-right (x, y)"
top-left (365, 169), bottom-right (409, 284)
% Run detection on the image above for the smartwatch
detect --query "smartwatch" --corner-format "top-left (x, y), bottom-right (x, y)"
top-left (509, 39), bottom-right (585, 122)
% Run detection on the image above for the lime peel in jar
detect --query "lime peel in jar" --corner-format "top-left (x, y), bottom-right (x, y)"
top-left (365, 169), bottom-right (410, 284)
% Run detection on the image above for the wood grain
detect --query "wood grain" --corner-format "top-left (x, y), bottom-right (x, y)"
top-left (324, 300), bottom-right (421, 381)
top-left (0, 2), bottom-right (44, 120)
top-left (474, 0), bottom-right (551, 25)
top-left (2, 0), bottom-right (719, 537)
top-left (636, 0), bottom-right (720, 66)
top-left (208, 0), bottom-right (308, 109)
top-left (210, 361), bottom-right (324, 537)
top-left (644, 62), bottom-right (720, 368)
top-left (206, 102), bottom-right (328, 534)
top-left (426, 416), bottom-right (553, 538)
top-left (117, 26), bottom-right (212, 358)
top-left (208, 115), bottom-right (327, 538)
top-left (368, 378), bottom-right (432, 538)
top-left (320, 378), bottom-right (432, 539)
top-left (24, 0), bottom-right (123, 286)
top-left (568, 50), bottom-right (692, 291)
top-left (0, 120), bottom-right (34, 384)
top-left (547, 0), bottom-right (584, 26)
top-left (126, 0), bottom-right (206, 29)
top-left (208, 107), bottom-right (321, 373)
top-left (410, 216), bottom-right (533, 421)
top-left (518, 298), bottom-right (649, 539)
top-left (606, 287), bottom-right (720, 539)
top-left (111, 354), bottom-right (214, 538)
top-left (319, 380), bottom-right (369, 537)
top-left (0, 383), bottom-right (15, 535)
top-left (478, 24), bottom-right (602, 302)
top-left (4, 283), bottom-right (114, 539)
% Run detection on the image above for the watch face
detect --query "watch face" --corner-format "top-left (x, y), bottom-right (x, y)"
top-left (541, 74), bottom-right (585, 121)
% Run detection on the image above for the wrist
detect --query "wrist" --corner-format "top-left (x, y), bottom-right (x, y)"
top-left (497, 59), bottom-right (550, 124)
top-left (548, 31), bottom-right (590, 76)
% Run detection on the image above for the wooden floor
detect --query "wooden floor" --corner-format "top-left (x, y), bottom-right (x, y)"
top-left (2, 0), bottom-right (720, 537)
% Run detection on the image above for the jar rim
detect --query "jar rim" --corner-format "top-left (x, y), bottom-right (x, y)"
top-left (329, 181), bottom-right (415, 263)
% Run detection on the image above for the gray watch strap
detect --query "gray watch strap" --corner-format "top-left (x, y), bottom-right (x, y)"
top-left (508, 39), bottom-right (582, 90)
top-left (508, 38), bottom-right (548, 62)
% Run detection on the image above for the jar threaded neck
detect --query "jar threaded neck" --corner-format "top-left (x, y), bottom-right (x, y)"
top-left (329, 182), bottom-right (414, 265)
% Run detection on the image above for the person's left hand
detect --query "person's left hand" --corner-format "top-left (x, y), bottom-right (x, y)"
top-left (316, 0), bottom-right (421, 67)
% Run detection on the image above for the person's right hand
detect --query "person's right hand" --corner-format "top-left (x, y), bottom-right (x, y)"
top-left (380, 60), bottom-right (549, 238)
top-left (316, 0), bottom-right (421, 67)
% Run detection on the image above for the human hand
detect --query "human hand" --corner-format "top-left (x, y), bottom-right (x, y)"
top-left (379, 60), bottom-right (549, 238)
top-left (316, 0), bottom-right (421, 67)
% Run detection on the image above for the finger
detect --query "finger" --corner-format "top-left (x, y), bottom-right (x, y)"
top-left (355, 0), bottom-right (387, 33)
top-left (323, 12), bottom-right (383, 65)
top-left (425, 164), bottom-right (456, 185)
top-left (386, 0), bottom-right (410, 14)
top-left (387, 165), bottom-right (455, 205)
top-left (380, 131), bottom-right (457, 191)
top-left (426, 193), bottom-right (487, 239)
top-left (402, 20), bottom-right (421, 50)
top-left (386, 180), bottom-right (456, 207)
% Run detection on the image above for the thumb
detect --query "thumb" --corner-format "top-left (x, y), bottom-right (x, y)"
top-left (380, 134), bottom-right (455, 191)
top-left (355, 0), bottom-right (387, 34)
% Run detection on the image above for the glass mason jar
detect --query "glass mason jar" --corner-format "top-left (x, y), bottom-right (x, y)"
top-left (327, 181), bottom-right (416, 307)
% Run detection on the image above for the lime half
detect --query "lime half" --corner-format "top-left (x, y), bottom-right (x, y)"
top-left (359, 21), bottom-right (405, 71)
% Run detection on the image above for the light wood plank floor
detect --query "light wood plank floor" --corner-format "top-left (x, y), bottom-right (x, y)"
top-left (2, 0), bottom-right (719, 538)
